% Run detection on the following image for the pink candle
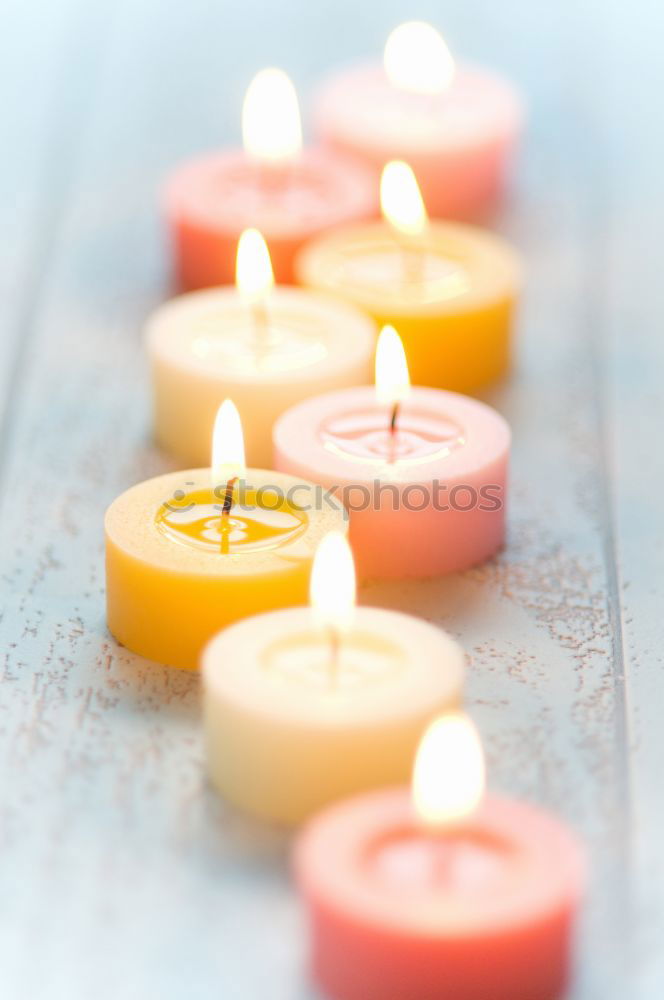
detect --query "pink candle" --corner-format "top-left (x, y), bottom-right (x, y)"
top-left (295, 714), bottom-right (586, 1000)
top-left (273, 327), bottom-right (509, 580)
top-left (311, 22), bottom-right (525, 220)
top-left (164, 69), bottom-right (376, 289)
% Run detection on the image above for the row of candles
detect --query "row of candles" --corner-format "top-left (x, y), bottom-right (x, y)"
top-left (104, 22), bottom-right (586, 1000)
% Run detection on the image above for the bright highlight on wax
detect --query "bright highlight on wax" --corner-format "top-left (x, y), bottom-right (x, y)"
top-left (242, 68), bottom-right (303, 164)
top-left (412, 712), bottom-right (486, 827)
top-left (380, 161), bottom-right (428, 237)
top-left (375, 325), bottom-right (410, 406)
top-left (383, 21), bottom-right (455, 95)
top-left (212, 399), bottom-right (246, 484)
top-left (310, 532), bottom-right (356, 633)
top-left (236, 228), bottom-right (274, 304)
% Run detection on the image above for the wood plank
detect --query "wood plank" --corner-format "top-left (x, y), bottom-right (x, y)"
top-left (0, 0), bottom-right (115, 455)
top-left (0, 0), bottom-right (645, 997)
top-left (600, 4), bottom-right (664, 995)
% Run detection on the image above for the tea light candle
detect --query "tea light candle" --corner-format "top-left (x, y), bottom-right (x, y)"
top-left (295, 713), bottom-right (586, 1000)
top-left (105, 401), bottom-right (347, 670)
top-left (164, 68), bottom-right (377, 290)
top-left (148, 229), bottom-right (375, 468)
top-left (312, 21), bottom-right (525, 220)
top-left (295, 161), bottom-right (521, 393)
top-left (202, 534), bottom-right (464, 825)
top-left (273, 327), bottom-right (510, 580)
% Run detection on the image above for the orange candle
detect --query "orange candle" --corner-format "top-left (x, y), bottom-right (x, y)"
top-left (164, 69), bottom-right (376, 289)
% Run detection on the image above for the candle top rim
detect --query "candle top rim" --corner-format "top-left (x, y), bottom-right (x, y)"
top-left (295, 788), bottom-right (586, 937)
top-left (295, 220), bottom-right (522, 316)
top-left (105, 468), bottom-right (346, 575)
top-left (163, 146), bottom-right (377, 235)
top-left (274, 385), bottom-right (510, 487)
top-left (146, 285), bottom-right (376, 384)
top-left (202, 605), bottom-right (464, 722)
top-left (313, 60), bottom-right (526, 152)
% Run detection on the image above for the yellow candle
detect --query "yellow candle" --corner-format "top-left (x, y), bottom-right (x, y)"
top-left (105, 401), bottom-right (346, 670)
top-left (295, 161), bottom-right (521, 393)
top-left (202, 533), bottom-right (464, 824)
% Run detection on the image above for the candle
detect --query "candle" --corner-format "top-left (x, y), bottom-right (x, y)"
top-left (295, 161), bottom-right (521, 393)
top-left (295, 712), bottom-right (586, 1000)
top-left (202, 533), bottom-right (464, 824)
top-left (164, 68), bottom-right (377, 290)
top-left (273, 326), bottom-right (510, 580)
top-left (148, 228), bottom-right (375, 467)
top-left (312, 21), bottom-right (525, 220)
top-left (105, 401), bottom-right (347, 670)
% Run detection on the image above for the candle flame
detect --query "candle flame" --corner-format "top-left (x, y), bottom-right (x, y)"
top-left (211, 399), bottom-right (246, 485)
top-left (310, 532), bottom-right (356, 633)
top-left (384, 21), bottom-right (455, 95)
top-left (375, 325), bottom-right (411, 406)
top-left (380, 161), bottom-right (427, 237)
top-left (412, 713), bottom-right (486, 828)
top-left (242, 67), bottom-right (303, 164)
top-left (236, 228), bottom-right (275, 304)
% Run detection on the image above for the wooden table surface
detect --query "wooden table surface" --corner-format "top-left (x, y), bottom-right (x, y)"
top-left (0, 1), bottom-right (661, 997)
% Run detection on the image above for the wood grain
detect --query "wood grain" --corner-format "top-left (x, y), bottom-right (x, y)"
top-left (0, 1), bottom-right (657, 997)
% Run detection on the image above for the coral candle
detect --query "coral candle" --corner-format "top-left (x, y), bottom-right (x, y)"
top-left (312, 21), bottom-right (525, 220)
top-left (148, 228), bottom-right (375, 468)
top-left (105, 400), bottom-right (346, 670)
top-left (202, 533), bottom-right (464, 824)
top-left (273, 326), bottom-right (510, 580)
top-left (296, 161), bottom-right (521, 393)
top-left (295, 712), bottom-right (586, 1000)
top-left (164, 68), bottom-right (377, 290)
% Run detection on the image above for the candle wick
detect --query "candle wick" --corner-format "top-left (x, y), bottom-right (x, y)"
top-left (328, 626), bottom-right (340, 687)
top-left (252, 300), bottom-right (270, 354)
top-left (388, 403), bottom-right (400, 463)
top-left (219, 476), bottom-right (238, 555)
top-left (221, 476), bottom-right (238, 517)
top-left (390, 402), bottom-right (400, 435)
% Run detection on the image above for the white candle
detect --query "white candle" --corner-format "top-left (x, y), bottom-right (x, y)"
top-left (147, 229), bottom-right (375, 467)
top-left (202, 534), bottom-right (464, 824)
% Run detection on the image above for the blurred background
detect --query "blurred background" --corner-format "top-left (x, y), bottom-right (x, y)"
top-left (0, 1), bottom-right (662, 999)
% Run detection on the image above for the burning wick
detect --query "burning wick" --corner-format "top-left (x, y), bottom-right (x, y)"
top-left (327, 626), bottom-right (341, 685)
top-left (380, 161), bottom-right (428, 291)
top-left (221, 476), bottom-right (238, 517)
top-left (211, 398), bottom-right (246, 556)
top-left (390, 402), bottom-right (400, 435)
top-left (242, 68), bottom-right (303, 191)
top-left (310, 532), bottom-right (356, 689)
top-left (236, 228), bottom-right (275, 355)
top-left (375, 325), bottom-right (411, 464)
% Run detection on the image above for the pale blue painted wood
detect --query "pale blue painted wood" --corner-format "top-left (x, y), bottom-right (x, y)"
top-left (0, 1), bottom-right (658, 998)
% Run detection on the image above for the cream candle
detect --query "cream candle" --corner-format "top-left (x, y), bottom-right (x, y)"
top-left (164, 68), bottom-right (376, 290)
top-left (105, 401), bottom-right (346, 670)
top-left (295, 713), bottom-right (586, 1000)
top-left (273, 327), bottom-right (510, 580)
top-left (148, 228), bottom-right (375, 468)
top-left (295, 161), bottom-right (521, 393)
top-left (202, 534), bottom-right (464, 824)
top-left (312, 21), bottom-right (525, 220)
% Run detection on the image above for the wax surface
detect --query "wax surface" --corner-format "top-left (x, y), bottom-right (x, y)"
top-left (313, 63), bottom-right (525, 220)
top-left (105, 469), bottom-right (346, 670)
top-left (274, 386), bottom-right (509, 579)
top-left (295, 220), bottom-right (521, 393)
top-left (147, 286), bottom-right (375, 468)
top-left (202, 607), bottom-right (464, 824)
top-left (163, 148), bottom-right (377, 289)
top-left (295, 790), bottom-right (586, 1000)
